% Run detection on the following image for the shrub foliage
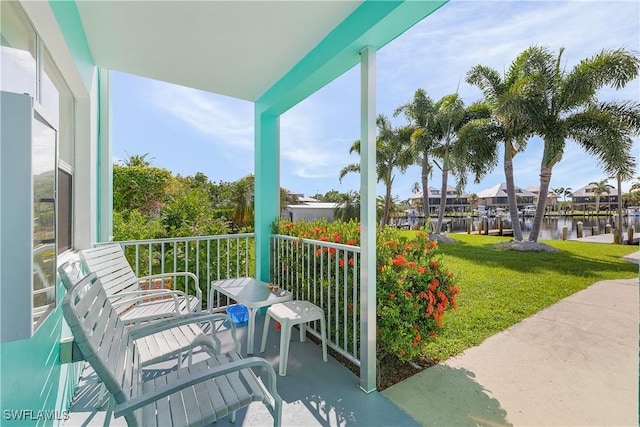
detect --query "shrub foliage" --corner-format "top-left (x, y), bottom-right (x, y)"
top-left (274, 219), bottom-right (459, 363)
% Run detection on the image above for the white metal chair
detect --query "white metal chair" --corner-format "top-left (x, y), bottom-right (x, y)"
top-left (80, 244), bottom-right (201, 324)
top-left (62, 272), bottom-right (282, 427)
top-left (58, 260), bottom-right (237, 367)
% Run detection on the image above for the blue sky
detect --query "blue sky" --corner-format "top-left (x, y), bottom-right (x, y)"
top-left (111, 0), bottom-right (640, 201)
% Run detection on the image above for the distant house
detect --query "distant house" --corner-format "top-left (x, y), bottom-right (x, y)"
top-left (526, 185), bottom-right (555, 207)
top-left (410, 186), bottom-right (469, 214)
top-left (477, 183), bottom-right (536, 208)
top-left (285, 202), bottom-right (340, 222)
top-left (571, 184), bottom-right (620, 212)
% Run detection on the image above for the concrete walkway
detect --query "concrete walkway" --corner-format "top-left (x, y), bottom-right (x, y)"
top-left (383, 278), bottom-right (639, 426)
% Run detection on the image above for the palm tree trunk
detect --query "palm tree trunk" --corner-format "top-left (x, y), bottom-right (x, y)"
top-left (435, 154), bottom-right (449, 234)
top-left (504, 141), bottom-right (523, 241)
top-left (529, 167), bottom-right (553, 242)
top-left (616, 174), bottom-right (623, 244)
top-left (421, 154), bottom-right (430, 224)
top-left (383, 178), bottom-right (392, 227)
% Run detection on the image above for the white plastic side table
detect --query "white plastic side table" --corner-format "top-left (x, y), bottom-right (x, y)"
top-left (260, 300), bottom-right (328, 376)
top-left (209, 277), bottom-right (292, 354)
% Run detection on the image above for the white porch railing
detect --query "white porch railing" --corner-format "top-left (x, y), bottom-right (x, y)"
top-left (271, 234), bottom-right (361, 366)
top-left (101, 234), bottom-right (254, 308)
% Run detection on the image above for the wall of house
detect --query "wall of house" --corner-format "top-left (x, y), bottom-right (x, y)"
top-left (0, 1), bottom-right (99, 424)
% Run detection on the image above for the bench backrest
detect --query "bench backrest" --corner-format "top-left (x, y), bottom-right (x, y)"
top-left (80, 244), bottom-right (140, 312)
top-left (62, 272), bottom-right (143, 426)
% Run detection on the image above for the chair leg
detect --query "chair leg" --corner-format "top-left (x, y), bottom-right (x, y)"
top-left (320, 316), bottom-right (328, 362)
top-left (279, 321), bottom-right (291, 376)
top-left (231, 410), bottom-right (237, 423)
top-left (260, 313), bottom-right (271, 353)
top-left (103, 396), bottom-right (115, 427)
top-left (299, 323), bottom-right (306, 342)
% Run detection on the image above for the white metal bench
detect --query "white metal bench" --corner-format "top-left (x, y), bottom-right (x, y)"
top-left (80, 244), bottom-right (202, 324)
top-left (62, 272), bottom-right (282, 426)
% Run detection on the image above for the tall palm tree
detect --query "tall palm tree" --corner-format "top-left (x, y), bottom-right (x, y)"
top-left (465, 61), bottom-right (533, 241)
top-left (394, 89), bottom-right (436, 218)
top-left (339, 115), bottom-right (413, 227)
top-left (589, 179), bottom-right (614, 214)
top-left (426, 94), bottom-right (493, 234)
top-left (510, 46), bottom-right (639, 241)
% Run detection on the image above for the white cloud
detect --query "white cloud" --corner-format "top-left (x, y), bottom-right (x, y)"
top-left (147, 81), bottom-right (254, 151)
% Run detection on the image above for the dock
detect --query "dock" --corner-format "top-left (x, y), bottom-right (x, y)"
top-left (468, 229), bottom-right (514, 237)
top-left (569, 234), bottom-right (640, 245)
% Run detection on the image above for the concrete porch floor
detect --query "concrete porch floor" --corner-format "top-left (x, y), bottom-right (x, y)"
top-left (65, 314), bottom-right (418, 427)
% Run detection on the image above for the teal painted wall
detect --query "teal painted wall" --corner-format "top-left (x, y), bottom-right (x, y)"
top-left (0, 2), bottom-right (94, 423)
top-left (0, 280), bottom-right (83, 426)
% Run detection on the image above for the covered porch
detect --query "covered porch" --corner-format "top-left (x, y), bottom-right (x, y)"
top-left (0, 1), bottom-right (449, 422)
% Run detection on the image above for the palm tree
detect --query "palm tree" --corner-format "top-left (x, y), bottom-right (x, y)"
top-left (339, 115), bottom-right (413, 227)
top-left (334, 191), bottom-right (360, 222)
top-left (589, 179), bottom-right (614, 214)
top-left (423, 94), bottom-right (493, 234)
top-left (394, 89), bottom-right (436, 218)
top-left (122, 152), bottom-right (153, 167)
top-left (509, 46), bottom-right (640, 241)
top-left (465, 62), bottom-right (533, 241)
top-left (551, 187), bottom-right (565, 212)
top-left (467, 193), bottom-right (479, 212)
top-left (563, 187), bottom-right (573, 214)
top-left (231, 176), bottom-right (254, 228)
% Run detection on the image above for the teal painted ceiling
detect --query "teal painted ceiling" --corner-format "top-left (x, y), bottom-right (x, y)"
top-left (64, 1), bottom-right (446, 113)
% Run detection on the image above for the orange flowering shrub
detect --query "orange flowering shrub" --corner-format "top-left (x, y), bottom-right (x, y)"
top-left (273, 219), bottom-right (458, 363)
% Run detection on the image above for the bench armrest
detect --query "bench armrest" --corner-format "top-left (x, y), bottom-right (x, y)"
top-left (138, 272), bottom-right (202, 301)
top-left (108, 290), bottom-right (184, 314)
top-left (114, 356), bottom-right (281, 419)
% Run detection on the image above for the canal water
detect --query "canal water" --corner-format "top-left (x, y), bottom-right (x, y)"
top-left (444, 215), bottom-right (640, 241)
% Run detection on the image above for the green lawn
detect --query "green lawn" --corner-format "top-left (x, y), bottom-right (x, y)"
top-left (403, 232), bottom-right (639, 362)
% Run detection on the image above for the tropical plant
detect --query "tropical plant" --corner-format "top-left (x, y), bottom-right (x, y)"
top-left (121, 152), bottom-right (154, 167)
top-left (339, 115), bottom-right (413, 227)
top-left (508, 46), bottom-right (640, 241)
top-left (113, 163), bottom-right (173, 216)
top-left (551, 187), bottom-right (565, 212)
top-left (563, 188), bottom-right (573, 214)
top-left (465, 59), bottom-right (541, 241)
top-left (467, 193), bottom-right (479, 211)
top-left (273, 219), bottom-right (459, 368)
top-left (395, 89), bottom-right (436, 219)
top-left (334, 191), bottom-right (360, 222)
top-left (428, 94), bottom-right (493, 234)
top-left (230, 175), bottom-right (254, 229)
top-left (588, 179), bottom-right (614, 214)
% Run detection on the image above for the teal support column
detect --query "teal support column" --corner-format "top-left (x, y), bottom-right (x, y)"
top-left (359, 45), bottom-right (377, 393)
top-left (254, 108), bottom-right (280, 282)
